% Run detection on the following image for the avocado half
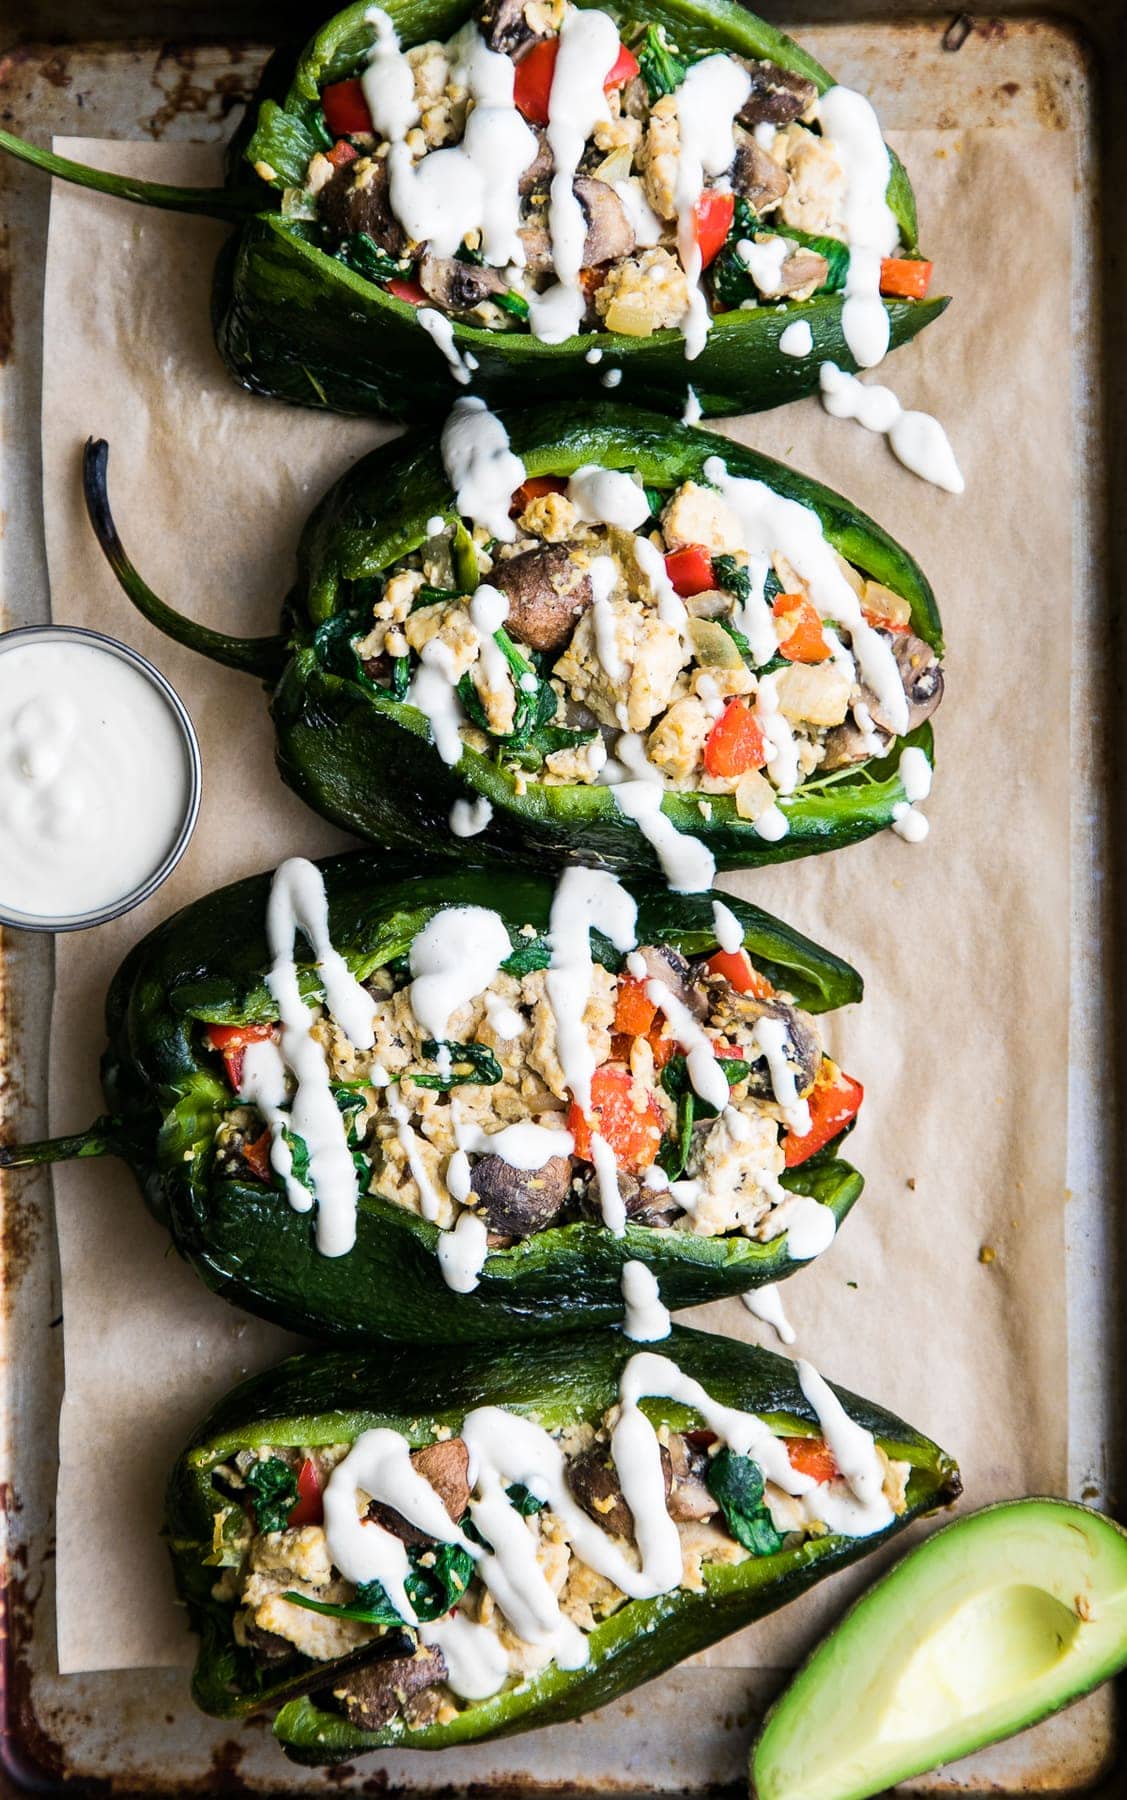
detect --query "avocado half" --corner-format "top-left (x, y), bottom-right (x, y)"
top-left (750, 1499), bottom-right (1127, 1800)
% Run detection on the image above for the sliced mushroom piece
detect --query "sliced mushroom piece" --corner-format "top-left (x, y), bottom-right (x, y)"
top-left (635, 943), bottom-right (709, 1020)
top-left (331, 1645), bottom-right (449, 1732)
top-left (469, 1152), bottom-right (572, 1237)
top-left (736, 59), bottom-right (818, 130)
top-left (320, 157), bottom-right (409, 259)
top-left (574, 176), bottom-right (636, 266)
top-left (517, 218), bottom-right (554, 277)
top-left (491, 545), bottom-right (593, 653)
top-left (717, 995), bottom-right (821, 1101)
top-left (666, 1433), bottom-right (720, 1523)
top-left (480, 0), bottom-right (538, 56)
top-left (418, 252), bottom-right (509, 315)
top-left (243, 1620), bottom-right (298, 1663)
top-left (568, 1445), bottom-right (673, 1539)
top-left (730, 138), bottom-right (789, 213)
top-left (821, 715), bottom-right (893, 772)
top-left (366, 1438), bottom-right (471, 1545)
top-left (774, 246), bottom-right (829, 298)
top-left (519, 131), bottom-right (554, 197)
top-left (891, 633), bottom-right (945, 730)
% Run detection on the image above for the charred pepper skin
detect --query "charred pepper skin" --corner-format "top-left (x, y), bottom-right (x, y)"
top-left (2, 854), bottom-right (865, 1343)
top-left (165, 1324), bottom-right (961, 1756)
top-left (84, 406), bottom-right (943, 878)
top-left (0, 0), bottom-right (948, 422)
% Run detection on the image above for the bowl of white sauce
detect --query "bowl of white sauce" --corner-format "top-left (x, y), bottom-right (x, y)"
top-left (0, 626), bottom-right (202, 931)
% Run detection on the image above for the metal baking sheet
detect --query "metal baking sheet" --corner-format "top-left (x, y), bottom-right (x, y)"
top-left (0, 6), bottom-right (1122, 1793)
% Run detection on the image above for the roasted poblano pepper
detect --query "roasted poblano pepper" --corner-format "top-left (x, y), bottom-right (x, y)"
top-left (85, 406), bottom-right (943, 877)
top-left (0, 1), bottom-right (947, 422)
top-left (0, 854), bottom-right (865, 1342)
top-left (166, 1324), bottom-right (961, 1762)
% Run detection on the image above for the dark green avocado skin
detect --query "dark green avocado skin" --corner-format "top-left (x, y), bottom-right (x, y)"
top-left (99, 852), bottom-right (865, 1344)
top-left (209, 0), bottom-right (947, 422)
top-left (165, 1323), bottom-right (961, 1754)
top-left (268, 404), bottom-right (942, 875)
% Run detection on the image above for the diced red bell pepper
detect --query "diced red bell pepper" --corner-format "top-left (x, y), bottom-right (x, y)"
top-left (514, 39), bottom-right (559, 125)
top-left (783, 1066), bottom-right (864, 1168)
top-left (511, 474), bottom-right (568, 515)
top-left (387, 278), bottom-right (429, 306)
top-left (784, 1436), bottom-right (839, 1483)
top-left (664, 544), bottom-right (715, 598)
top-left (614, 973), bottom-right (658, 1038)
top-left (604, 43), bottom-right (641, 89)
top-left (567, 1065), bottom-right (664, 1175)
top-left (322, 78), bottom-right (374, 139)
top-left (693, 190), bottom-right (735, 269)
top-left (514, 37), bottom-right (640, 127)
top-left (709, 1038), bottom-right (745, 1061)
top-left (242, 1128), bottom-right (273, 1183)
top-left (704, 948), bottom-right (776, 999)
top-left (205, 1022), bottom-right (276, 1091)
top-left (326, 138), bottom-right (360, 170)
top-left (610, 1028), bottom-right (676, 1070)
top-left (702, 698), bottom-right (768, 779)
top-left (773, 594), bottom-right (831, 663)
top-left (879, 257), bottom-right (933, 300)
top-left (288, 1457), bottom-right (324, 1527)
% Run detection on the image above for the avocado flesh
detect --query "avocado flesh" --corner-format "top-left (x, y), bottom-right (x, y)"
top-left (751, 1499), bottom-right (1127, 1800)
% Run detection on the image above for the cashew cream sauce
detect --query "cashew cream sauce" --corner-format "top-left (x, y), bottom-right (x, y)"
top-left (321, 1349), bottom-right (892, 1700)
top-left (0, 639), bottom-right (192, 920)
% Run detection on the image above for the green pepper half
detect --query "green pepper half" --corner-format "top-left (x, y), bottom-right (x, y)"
top-left (0, 853), bottom-right (865, 1342)
top-left (83, 406), bottom-right (942, 878)
top-left (0, 0), bottom-right (948, 421)
top-left (167, 1323), bottom-right (961, 1760)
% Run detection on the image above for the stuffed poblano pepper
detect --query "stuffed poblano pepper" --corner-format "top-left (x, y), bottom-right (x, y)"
top-left (1, 852), bottom-right (867, 1342)
top-left (0, 0), bottom-right (947, 421)
top-left (86, 404), bottom-right (943, 884)
top-left (167, 1324), bottom-right (961, 1763)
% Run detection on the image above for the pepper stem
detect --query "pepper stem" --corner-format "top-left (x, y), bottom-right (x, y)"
top-left (0, 129), bottom-right (260, 223)
top-left (0, 1118), bottom-right (122, 1169)
top-left (83, 439), bottom-right (288, 683)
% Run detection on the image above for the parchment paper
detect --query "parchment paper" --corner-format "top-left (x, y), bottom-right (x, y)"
top-left (39, 126), bottom-right (1073, 1675)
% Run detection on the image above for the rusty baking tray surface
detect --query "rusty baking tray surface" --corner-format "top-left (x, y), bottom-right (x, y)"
top-left (0, 8), bottom-right (1122, 1795)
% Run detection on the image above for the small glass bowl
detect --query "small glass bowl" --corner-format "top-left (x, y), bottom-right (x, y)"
top-left (0, 624), bottom-right (203, 933)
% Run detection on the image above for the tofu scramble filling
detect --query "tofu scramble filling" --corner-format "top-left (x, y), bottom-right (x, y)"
top-left (351, 439), bottom-right (943, 854)
top-left (277, 0), bottom-right (932, 359)
top-left (208, 1350), bottom-right (911, 1728)
top-left (210, 860), bottom-right (863, 1287)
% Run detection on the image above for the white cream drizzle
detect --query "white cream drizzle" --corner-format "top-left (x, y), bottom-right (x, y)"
top-left (778, 319), bottom-right (813, 358)
top-left (710, 898), bottom-right (743, 954)
top-left (385, 1081), bottom-right (446, 1221)
top-left (441, 398), bottom-right (525, 543)
top-left (319, 1348), bottom-right (895, 1701)
top-left (250, 859), bottom-right (378, 1257)
top-left (437, 1209), bottom-right (491, 1292)
top-left (621, 1262), bottom-right (672, 1341)
top-left (672, 56), bottom-right (751, 359)
top-left (450, 795), bottom-right (494, 837)
top-left (361, 7), bottom-right (420, 142)
top-left (682, 385), bottom-right (702, 424)
top-left (409, 905), bottom-right (513, 1044)
top-left (819, 362), bottom-right (964, 494)
top-left (751, 1015), bottom-right (811, 1136)
top-left (891, 801), bottom-right (929, 843)
top-left (632, 533), bottom-right (688, 633)
top-left (528, 7), bottom-right (621, 343)
top-left (761, 1191), bottom-right (837, 1262)
top-left (568, 466), bottom-right (650, 531)
top-left (704, 456), bottom-right (909, 737)
top-left (741, 1283), bottom-right (796, 1346)
top-left (644, 977), bottom-right (728, 1112)
top-left (407, 656), bottom-right (467, 766)
top-left (417, 308), bottom-right (475, 385)
top-left (816, 85), bottom-right (899, 370)
top-left (611, 782), bottom-right (716, 893)
top-left (546, 868), bottom-right (638, 1232)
